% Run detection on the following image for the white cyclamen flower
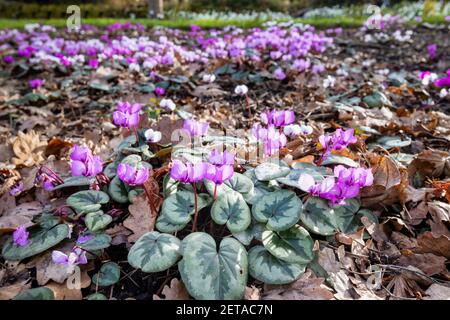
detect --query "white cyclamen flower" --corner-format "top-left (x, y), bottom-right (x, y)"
top-left (144, 129), bottom-right (162, 143)
top-left (202, 73), bottom-right (216, 83)
top-left (422, 73), bottom-right (438, 86)
top-left (159, 98), bottom-right (176, 111)
top-left (323, 76), bottom-right (336, 88)
top-left (439, 89), bottom-right (449, 99)
top-left (284, 124), bottom-right (313, 137)
top-left (234, 84), bottom-right (248, 96)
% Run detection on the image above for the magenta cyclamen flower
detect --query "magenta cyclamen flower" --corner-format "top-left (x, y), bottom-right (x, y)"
top-left (113, 101), bottom-right (141, 129)
top-left (154, 87), bottom-right (165, 96)
top-left (3, 55), bottom-right (14, 64)
top-left (183, 119), bottom-right (209, 137)
top-left (117, 163), bottom-right (149, 186)
top-left (70, 145), bottom-right (103, 178)
top-left (299, 165), bottom-right (373, 206)
top-left (9, 181), bottom-right (23, 196)
top-left (205, 164), bottom-right (234, 185)
top-left (261, 109), bottom-right (295, 127)
top-left (319, 128), bottom-right (357, 160)
top-left (435, 69), bottom-right (450, 88)
top-left (29, 79), bottom-right (43, 89)
top-left (252, 124), bottom-right (287, 156)
top-left (170, 160), bottom-right (208, 184)
top-left (13, 225), bottom-right (30, 247)
top-left (76, 234), bottom-right (94, 244)
top-left (52, 247), bottom-right (87, 271)
top-left (88, 59), bottom-right (99, 68)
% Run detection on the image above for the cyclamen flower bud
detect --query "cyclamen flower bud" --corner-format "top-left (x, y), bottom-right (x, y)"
top-left (234, 85), bottom-right (248, 96)
top-left (29, 79), bottom-right (43, 89)
top-left (159, 98), bottom-right (176, 111)
top-left (202, 74), bottom-right (216, 83)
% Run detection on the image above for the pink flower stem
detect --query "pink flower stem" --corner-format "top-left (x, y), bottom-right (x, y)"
top-left (213, 184), bottom-right (217, 201)
top-left (133, 127), bottom-right (139, 145)
top-left (245, 94), bottom-right (252, 118)
top-left (191, 183), bottom-right (199, 232)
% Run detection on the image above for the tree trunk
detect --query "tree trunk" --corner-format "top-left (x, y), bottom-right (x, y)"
top-left (147, 0), bottom-right (164, 18)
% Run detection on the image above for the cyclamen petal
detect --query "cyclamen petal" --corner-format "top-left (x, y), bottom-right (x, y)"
top-left (298, 173), bottom-right (316, 193)
top-left (52, 251), bottom-right (68, 264)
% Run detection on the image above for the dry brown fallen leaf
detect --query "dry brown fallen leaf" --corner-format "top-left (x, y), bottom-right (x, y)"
top-left (415, 231), bottom-right (450, 259)
top-left (423, 284), bottom-right (450, 300)
top-left (398, 253), bottom-right (447, 276)
top-left (244, 286), bottom-right (261, 300)
top-left (263, 270), bottom-right (334, 300)
top-left (45, 270), bottom-right (91, 300)
top-left (0, 281), bottom-right (31, 300)
top-left (0, 201), bottom-right (43, 231)
top-left (124, 193), bottom-right (158, 243)
top-left (10, 130), bottom-right (47, 167)
top-left (106, 224), bottom-right (133, 246)
top-left (153, 278), bottom-right (190, 300)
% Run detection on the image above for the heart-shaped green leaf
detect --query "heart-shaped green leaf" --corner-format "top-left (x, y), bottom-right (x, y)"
top-left (248, 246), bottom-right (306, 285)
top-left (52, 176), bottom-right (93, 190)
top-left (254, 161), bottom-right (290, 181)
top-left (86, 293), bottom-right (108, 300)
top-left (92, 262), bottom-right (120, 287)
top-left (252, 190), bottom-right (302, 231)
top-left (322, 155), bottom-right (359, 167)
top-left (232, 219), bottom-right (265, 245)
top-left (155, 213), bottom-right (188, 233)
top-left (2, 224), bottom-right (69, 261)
top-left (108, 176), bottom-right (129, 203)
top-left (262, 225), bottom-right (314, 264)
top-left (179, 232), bottom-right (247, 300)
top-left (300, 197), bottom-right (360, 236)
top-left (67, 190), bottom-right (110, 214)
top-left (211, 192), bottom-right (251, 233)
top-left (128, 231), bottom-right (181, 273)
top-left (204, 172), bottom-right (254, 199)
top-left (13, 287), bottom-right (55, 300)
top-left (85, 211), bottom-right (112, 232)
top-left (161, 190), bottom-right (210, 225)
top-left (163, 174), bottom-right (180, 198)
top-left (77, 233), bottom-right (112, 251)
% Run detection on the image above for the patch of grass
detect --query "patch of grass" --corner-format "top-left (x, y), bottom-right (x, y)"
top-left (0, 15), bottom-right (447, 30)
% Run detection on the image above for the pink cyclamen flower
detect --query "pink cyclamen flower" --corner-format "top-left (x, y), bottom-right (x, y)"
top-left (70, 145), bottom-right (103, 178)
top-left (170, 160), bottom-right (208, 184)
top-left (76, 234), bottom-right (93, 244)
top-left (9, 181), bottom-right (23, 196)
top-left (29, 79), bottom-right (43, 89)
top-left (205, 164), bottom-right (234, 185)
top-left (52, 247), bottom-right (87, 272)
top-left (183, 119), bottom-right (209, 137)
top-left (117, 163), bottom-right (149, 186)
top-left (319, 128), bottom-right (357, 160)
top-left (334, 165), bottom-right (374, 188)
top-left (13, 225), bottom-right (30, 247)
top-left (208, 149), bottom-right (235, 166)
top-left (112, 101), bottom-right (141, 129)
top-left (154, 87), bottom-right (165, 96)
top-left (427, 44), bottom-right (437, 59)
top-left (3, 55), bottom-right (14, 63)
top-left (273, 67), bottom-right (286, 80)
top-left (261, 109), bottom-right (295, 127)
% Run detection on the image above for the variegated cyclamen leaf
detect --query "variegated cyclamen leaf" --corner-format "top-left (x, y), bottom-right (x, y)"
top-left (232, 219), bottom-right (265, 246)
top-left (252, 190), bottom-right (302, 231)
top-left (321, 155), bottom-right (359, 168)
top-left (204, 172), bottom-right (254, 199)
top-left (128, 231), bottom-right (181, 273)
top-left (262, 225), bottom-right (314, 264)
top-left (13, 287), bottom-right (55, 300)
top-left (254, 161), bottom-right (290, 181)
top-left (277, 163), bottom-right (327, 189)
top-left (92, 262), bottom-right (120, 287)
top-left (179, 232), bottom-right (247, 300)
top-left (156, 213), bottom-right (188, 233)
top-left (108, 176), bottom-right (129, 203)
top-left (2, 224), bottom-right (69, 261)
top-left (104, 161), bottom-right (119, 178)
top-left (248, 246), bottom-right (306, 285)
top-left (301, 197), bottom-right (360, 236)
top-left (77, 233), bottom-right (112, 251)
top-left (161, 190), bottom-right (210, 225)
top-left (85, 211), bottom-right (112, 232)
top-left (67, 190), bottom-right (110, 214)
top-left (52, 176), bottom-right (93, 190)
top-left (163, 174), bottom-right (180, 198)
top-left (128, 189), bottom-right (143, 203)
top-left (211, 192), bottom-right (251, 233)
